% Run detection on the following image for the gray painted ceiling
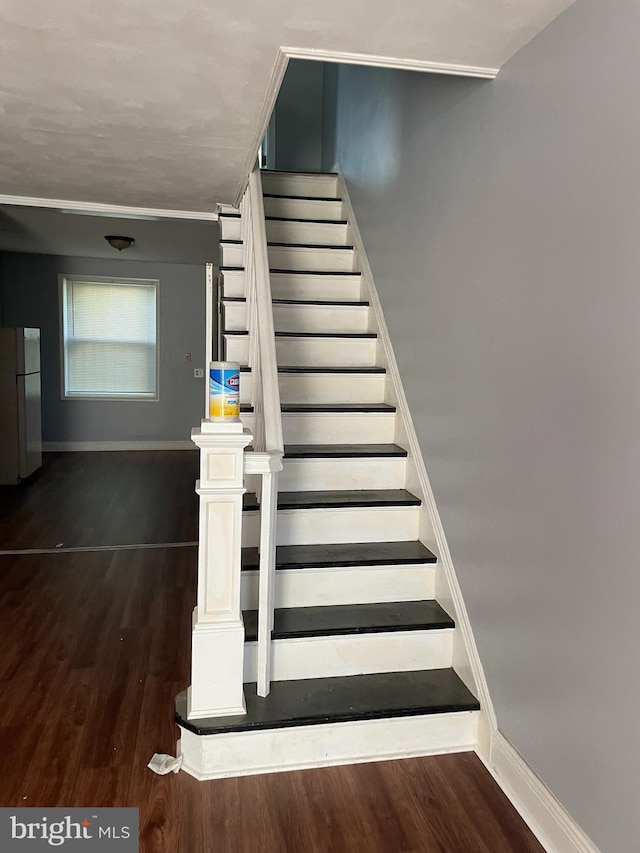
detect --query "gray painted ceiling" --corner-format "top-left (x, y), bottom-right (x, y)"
top-left (0, 0), bottom-right (576, 213)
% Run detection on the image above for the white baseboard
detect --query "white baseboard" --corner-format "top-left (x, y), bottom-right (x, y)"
top-left (42, 440), bottom-right (195, 452)
top-left (480, 732), bottom-right (601, 853)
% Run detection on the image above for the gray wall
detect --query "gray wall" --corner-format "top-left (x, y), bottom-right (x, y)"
top-left (326, 2), bottom-right (640, 851)
top-left (274, 59), bottom-right (325, 173)
top-left (0, 253), bottom-right (205, 443)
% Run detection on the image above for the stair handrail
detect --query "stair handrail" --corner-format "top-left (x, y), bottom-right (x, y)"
top-left (240, 161), bottom-right (283, 698)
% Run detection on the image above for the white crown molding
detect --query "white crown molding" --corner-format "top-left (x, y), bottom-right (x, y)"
top-left (480, 733), bottom-right (601, 853)
top-left (281, 46), bottom-right (500, 79)
top-left (232, 45), bottom-right (497, 213)
top-left (43, 440), bottom-right (194, 451)
top-left (233, 50), bottom-right (290, 207)
top-left (0, 194), bottom-right (218, 221)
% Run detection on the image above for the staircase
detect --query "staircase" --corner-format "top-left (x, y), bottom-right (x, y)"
top-left (176, 169), bottom-right (482, 779)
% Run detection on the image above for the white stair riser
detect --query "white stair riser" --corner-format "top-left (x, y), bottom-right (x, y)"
top-left (220, 243), bottom-right (355, 272)
top-left (221, 270), bottom-right (363, 302)
top-left (241, 412), bottom-right (396, 444)
top-left (219, 217), bottom-right (241, 241)
top-left (273, 304), bottom-right (369, 334)
top-left (240, 372), bottom-right (386, 404)
top-left (242, 506), bottom-right (420, 547)
top-left (224, 302), bottom-right (370, 335)
top-left (225, 335), bottom-right (377, 368)
top-left (270, 273), bottom-right (362, 302)
top-left (240, 563), bottom-right (436, 609)
top-left (269, 245), bottom-right (355, 273)
top-left (263, 196), bottom-right (344, 221)
top-left (244, 629), bottom-right (453, 682)
top-left (220, 269), bottom-right (246, 298)
top-left (279, 457), bottom-right (406, 491)
top-left (220, 217), bottom-right (350, 247)
top-left (179, 713), bottom-right (479, 780)
top-left (220, 243), bottom-right (244, 267)
top-left (261, 172), bottom-right (339, 198)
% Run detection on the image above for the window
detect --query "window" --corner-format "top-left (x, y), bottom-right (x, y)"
top-left (60, 275), bottom-right (159, 400)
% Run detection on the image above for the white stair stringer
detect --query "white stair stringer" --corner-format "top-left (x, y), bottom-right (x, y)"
top-left (336, 173), bottom-right (496, 756)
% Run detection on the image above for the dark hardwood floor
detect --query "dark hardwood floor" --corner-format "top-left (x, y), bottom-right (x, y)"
top-left (0, 451), bottom-right (545, 852)
top-left (0, 451), bottom-right (199, 550)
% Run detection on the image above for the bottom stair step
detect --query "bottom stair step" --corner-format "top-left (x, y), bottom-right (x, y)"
top-left (176, 668), bottom-right (479, 735)
top-left (177, 670), bottom-right (480, 779)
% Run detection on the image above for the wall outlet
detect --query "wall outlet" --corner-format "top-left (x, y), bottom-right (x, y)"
top-left (193, 368), bottom-right (204, 378)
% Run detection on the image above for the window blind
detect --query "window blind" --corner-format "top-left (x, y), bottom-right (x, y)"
top-left (62, 278), bottom-right (158, 399)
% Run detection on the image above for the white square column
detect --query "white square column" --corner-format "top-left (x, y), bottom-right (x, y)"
top-left (187, 420), bottom-right (253, 720)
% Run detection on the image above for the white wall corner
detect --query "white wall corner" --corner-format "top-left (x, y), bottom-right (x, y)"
top-left (480, 732), bottom-right (602, 853)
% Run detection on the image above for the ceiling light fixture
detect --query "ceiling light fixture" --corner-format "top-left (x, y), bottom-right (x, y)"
top-left (105, 235), bottom-right (135, 251)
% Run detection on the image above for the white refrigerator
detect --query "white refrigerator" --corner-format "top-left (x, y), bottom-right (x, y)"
top-left (0, 327), bottom-right (43, 484)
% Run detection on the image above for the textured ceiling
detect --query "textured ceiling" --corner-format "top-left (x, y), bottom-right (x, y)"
top-left (0, 0), bottom-right (576, 213)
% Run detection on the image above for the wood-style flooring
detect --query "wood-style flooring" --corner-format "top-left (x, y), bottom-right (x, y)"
top-left (0, 451), bottom-right (199, 550)
top-left (0, 451), bottom-right (545, 852)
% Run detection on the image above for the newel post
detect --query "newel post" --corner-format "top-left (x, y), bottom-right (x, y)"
top-left (187, 418), bottom-right (253, 719)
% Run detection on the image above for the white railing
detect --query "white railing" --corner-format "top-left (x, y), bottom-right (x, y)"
top-left (240, 163), bottom-right (284, 697)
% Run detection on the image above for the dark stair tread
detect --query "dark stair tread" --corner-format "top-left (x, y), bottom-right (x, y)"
top-left (176, 669), bottom-right (480, 735)
top-left (267, 241), bottom-right (354, 250)
top-left (270, 269), bottom-right (361, 276)
top-left (275, 331), bottom-right (376, 339)
top-left (280, 403), bottom-right (395, 413)
top-left (265, 216), bottom-right (348, 225)
top-left (284, 443), bottom-right (407, 458)
top-left (243, 600), bottom-right (454, 641)
top-left (243, 489), bottom-right (420, 511)
top-left (222, 297), bottom-right (369, 306)
top-left (227, 331), bottom-right (375, 341)
top-left (263, 193), bottom-right (342, 202)
top-left (262, 169), bottom-right (340, 177)
top-left (239, 366), bottom-right (386, 374)
top-left (241, 540), bottom-right (437, 571)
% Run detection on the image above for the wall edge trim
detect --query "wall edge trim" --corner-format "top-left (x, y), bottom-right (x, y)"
top-left (281, 47), bottom-right (500, 79)
top-left (478, 732), bottom-right (602, 853)
top-left (0, 195), bottom-right (218, 221)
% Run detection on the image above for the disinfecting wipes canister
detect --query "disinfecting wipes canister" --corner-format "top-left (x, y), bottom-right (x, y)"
top-left (209, 361), bottom-right (240, 420)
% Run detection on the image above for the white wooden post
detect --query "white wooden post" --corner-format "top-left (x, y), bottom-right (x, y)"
top-left (187, 418), bottom-right (253, 720)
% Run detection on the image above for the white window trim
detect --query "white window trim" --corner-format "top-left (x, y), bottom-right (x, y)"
top-left (58, 274), bottom-right (160, 402)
